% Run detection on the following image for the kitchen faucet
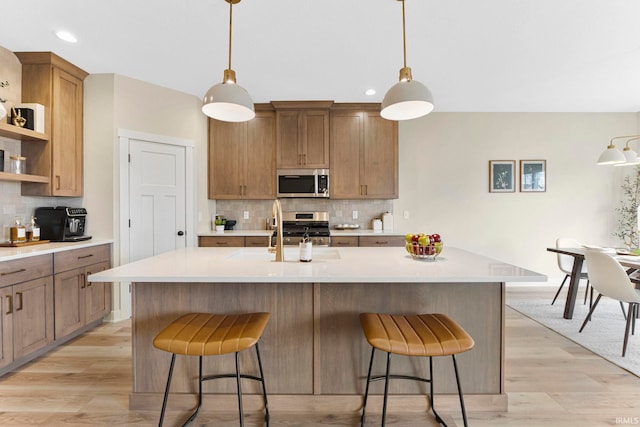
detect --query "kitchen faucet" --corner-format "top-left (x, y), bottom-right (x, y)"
top-left (268, 199), bottom-right (284, 262)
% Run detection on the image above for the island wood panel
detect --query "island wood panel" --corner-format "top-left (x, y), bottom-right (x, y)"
top-left (131, 282), bottom-right (314, 396)
top-left (316, 282), bottom-right (504, 395)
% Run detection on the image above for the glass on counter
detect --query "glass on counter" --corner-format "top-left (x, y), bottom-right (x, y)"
top-left (10, 155), bottom-right (26, 174)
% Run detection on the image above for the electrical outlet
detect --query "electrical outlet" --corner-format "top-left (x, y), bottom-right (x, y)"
top-left (243, 211), bottom-right (249, 220)
top-left (403, 210), bottom-right (410, 219)
top-left (352, 210), bottom-right (358, 220)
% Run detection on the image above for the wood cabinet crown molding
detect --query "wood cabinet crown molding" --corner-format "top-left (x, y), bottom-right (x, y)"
top-left (13, 52), bottom-right (88, 80)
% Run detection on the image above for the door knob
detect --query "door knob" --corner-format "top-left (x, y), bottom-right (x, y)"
top-left (177, 231), bottom-right (184, 236)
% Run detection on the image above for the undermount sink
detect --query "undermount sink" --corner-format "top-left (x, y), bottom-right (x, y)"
top-left (226, 247), bottom-right (341, 261)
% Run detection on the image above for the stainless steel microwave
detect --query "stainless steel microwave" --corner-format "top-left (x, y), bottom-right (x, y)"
top-left (277, 169), bottom-right (329, 198)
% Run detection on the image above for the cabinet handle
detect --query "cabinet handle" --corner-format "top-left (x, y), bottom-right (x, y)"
top-left (15, 292), bottom-right (23, 311)
top-left (77, 254), bottom-right (94, 260)
top-left (1, 268), bottom-right (26, 276)
top-left (216, 242), bottom-right (228, 246)
top-left (56, 175), bottom-right (61, 190)
top-left (364, 185), bottom-right (368, 196)
top-left (303, 154), bottom-right (306, 165)
top-left (86, 271), bottom-right (92, 287)
top-left (375, 241), bottom-right (389, 245)
top-left (5, 295), bottom-right (12, 315)
top-left (81, 273), bottom-right (86, 289)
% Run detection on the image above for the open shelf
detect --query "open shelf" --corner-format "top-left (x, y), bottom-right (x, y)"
top-left (0, 121), bottom-right (48, 142)
top-left (0, 171), bottom-right (49, 183)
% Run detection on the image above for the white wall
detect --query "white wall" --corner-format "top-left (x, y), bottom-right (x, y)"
top-left (83, 74), bottom-right (208, 320)
top-left (394, 112), bottom-right (637, 278)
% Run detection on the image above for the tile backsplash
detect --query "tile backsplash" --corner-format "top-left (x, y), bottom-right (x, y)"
top-left (214, 199), bottom-right (394, 231)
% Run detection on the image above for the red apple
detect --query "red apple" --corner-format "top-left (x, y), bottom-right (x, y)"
top-left (432, 234), bottom-right (441, 243)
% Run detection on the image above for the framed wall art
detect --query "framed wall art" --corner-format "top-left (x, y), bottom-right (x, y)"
top-left (489, 160), bottom-right (515, 192)
top-left (520, 160), bottom-right (546, 192)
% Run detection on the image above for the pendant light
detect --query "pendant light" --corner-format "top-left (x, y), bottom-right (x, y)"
top-left (597, 135), bottom-right (640, 165)
top-left (202, 0), bottom-right (255, 122)
top-left (613, 136), bottom-right (640, 167)
top-left (381, 0), bottom-right (434, 121)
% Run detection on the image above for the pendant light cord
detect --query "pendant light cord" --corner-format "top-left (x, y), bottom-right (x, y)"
top-left (228, 0), bottom-right (233, 70)
top-left (401, 0), bottom-right (407, 68)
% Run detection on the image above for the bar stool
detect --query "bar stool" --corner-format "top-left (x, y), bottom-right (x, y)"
top-left (153, 312), bottom-right (270, 426)
top-left (359, 313), bottom-right (474, 427)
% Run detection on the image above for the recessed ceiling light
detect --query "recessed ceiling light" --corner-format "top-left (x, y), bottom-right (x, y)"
top-left (365, 89), bottom-right (376, 96)
top-left (55, 30), bottom-right (78, 43)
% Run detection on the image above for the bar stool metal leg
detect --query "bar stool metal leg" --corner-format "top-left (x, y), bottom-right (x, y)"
top-left (360, 347), bottom-right (376, 426)
top-left (182, 356), bottom-right (204, 426)
top-left (452, 354), bottom-right (469, 427)
top-left (428, 356), bottom-right (446, 425)
top-left (254, 343), bottom-right (270, 425)
top-left (158, 354), bottom-right (177, 427)
top-left (235, 351), bottom-right (244, 426)
top-left (381, 351), bottom-right (392, 426)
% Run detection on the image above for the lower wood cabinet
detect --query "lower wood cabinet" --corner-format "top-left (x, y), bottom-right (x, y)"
top-left (0, 255), bottom-right (54, 370)
top-left (330, 236), bottom-right (359, 247)
top-left (198, 235), bottom-right (270, 247)
top-left (330, 235), bottom-right (405, 247)
top-left (0, 244), bottom-right (111, 375)
top-left (53, 245), bottom-right (111, 340)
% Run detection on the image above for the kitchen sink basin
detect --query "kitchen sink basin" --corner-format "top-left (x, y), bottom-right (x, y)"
top-left (226, 247), bottom-right (341, 261)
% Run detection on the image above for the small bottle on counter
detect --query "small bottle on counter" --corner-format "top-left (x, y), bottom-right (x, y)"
top-left (26, 216), bottom-right (40, 241)
top-left (299, 227), bottom-right (312, 262)
top-left (10, 217), bottom-right (26, 243)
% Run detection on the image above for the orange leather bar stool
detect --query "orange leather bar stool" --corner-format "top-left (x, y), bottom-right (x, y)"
top-left (153, 312), bottom-right (271, 427)
top-left (359, 313), bottom-right (474, 427)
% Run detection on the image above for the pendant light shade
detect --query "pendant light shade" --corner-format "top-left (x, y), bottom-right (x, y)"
top-left (202, 0), bottom-right (255, 122)
top-left (597, 144), bottom-right (626, 165)
top-left (381, 0), bottom-right (434, 121)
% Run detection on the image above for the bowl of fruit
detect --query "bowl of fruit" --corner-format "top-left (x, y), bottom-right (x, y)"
top-left (404, 233), bottom-right (443, 260)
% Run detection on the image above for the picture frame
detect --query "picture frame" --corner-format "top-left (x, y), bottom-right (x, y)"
top-left (489, 160), bottom-right (515, 192)
top-left (520, 160), bottom-right (546, 192)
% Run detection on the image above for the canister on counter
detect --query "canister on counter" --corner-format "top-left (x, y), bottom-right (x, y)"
top-left (382, 211), bottom-right (394, 231)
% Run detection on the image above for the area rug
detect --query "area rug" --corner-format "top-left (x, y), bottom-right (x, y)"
top-left (507, 297), bottom-right (640, 377)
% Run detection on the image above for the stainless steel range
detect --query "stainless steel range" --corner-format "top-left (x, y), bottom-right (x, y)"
top-left (272, 211), bottom-right (330, 246)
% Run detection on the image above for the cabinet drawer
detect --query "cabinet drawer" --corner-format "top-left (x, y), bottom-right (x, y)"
top-left (245, 236), bottom-right (269, 247)
top-left (330, 236), bottom-right (359, 247)
top-left (0, 254), bottom-right (53, 287)
top-left (199, 236), bottom-right (245, 247)
top-left (54, 245), bottom-right (111, 273)
top-left (358, 236), bottom-right (405, 247)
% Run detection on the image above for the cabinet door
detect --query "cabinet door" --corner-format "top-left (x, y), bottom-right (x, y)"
top-left (198, 236), bottom-right (245, 247)
top-left (330, 236), bottom-right (359, 247)
top-left (245, 236), bottom-right (270, 247)
top-left (276, 110), bottom-right (301, 168)
top-left (54, 268), bottom-right (84, 339)
top-left (52, 67), bottom-right (84, 196)
top-left (85, 261), bottom-right (111, 324)
top-left (13, 276), bottom-right (54, 359)
top-left (362, 112), bottom-right (398, 198)
top-left (301, 110), bottom-right (329, 168)
top-left (244, 112), bottom-right (276, 199)
top-left (209, 119), bottom-right (246, 199)
top-left (330, 111), bottom-right (363, 198)
top-left (0, 286), bottom-right (13, 369)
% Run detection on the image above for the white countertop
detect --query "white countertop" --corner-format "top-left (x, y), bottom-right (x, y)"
top-left (0, 239), bottom-right (113, 262)
top-left (88, 246), bottom-right (545, 284)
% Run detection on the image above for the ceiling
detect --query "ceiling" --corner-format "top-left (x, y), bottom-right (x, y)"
top-left (1, 0), bottom-right (640, 112)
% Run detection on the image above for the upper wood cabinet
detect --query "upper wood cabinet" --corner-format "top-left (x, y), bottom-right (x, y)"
top-left (273, 101), bottom-right (331, 169)
top-left (330, 105), bottom-right (398, 199)
top-left (208, 107), bottom-right (276, 199)
top-left (15, 52), bottom-right (88, 197)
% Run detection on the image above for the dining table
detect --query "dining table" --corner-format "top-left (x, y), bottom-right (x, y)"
top-left (546, 247), bottom-right (640, 319)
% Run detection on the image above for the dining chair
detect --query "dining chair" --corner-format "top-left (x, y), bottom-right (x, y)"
top-left (580, 250), bottom-right (640, 357)
top-left (552, 237), bottom-right (591, 306)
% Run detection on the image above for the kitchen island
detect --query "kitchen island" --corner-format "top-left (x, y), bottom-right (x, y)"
top-left (89, 246), bottom-right (545, 414)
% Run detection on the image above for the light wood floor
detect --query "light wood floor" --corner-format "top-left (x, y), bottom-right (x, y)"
top-left (0, 284), bottom-right (639, 426)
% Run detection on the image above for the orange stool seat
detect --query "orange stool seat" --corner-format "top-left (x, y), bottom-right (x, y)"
top-left (359, 313), bottom-right (474, 427)
top-left (153, 312), bottom-right (270, 356)
top-left (154, 312), bottom-right (270, 427)
top-left (359, 313), bottom-right (474, 357)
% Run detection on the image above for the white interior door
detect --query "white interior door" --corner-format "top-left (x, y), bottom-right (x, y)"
top-left (129, 140), bottom-right (186, 261)
top-left (116, 129), bottom-right (195, 321)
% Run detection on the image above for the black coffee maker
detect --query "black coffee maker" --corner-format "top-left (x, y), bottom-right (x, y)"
top-left (35, 207), bottom-right (92, 242)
